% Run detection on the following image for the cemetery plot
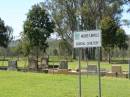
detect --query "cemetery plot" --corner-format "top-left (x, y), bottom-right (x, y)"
top-left (8, 61), bottom-right (17, 70)
top-left (106, 65), bottom-right (128, 78)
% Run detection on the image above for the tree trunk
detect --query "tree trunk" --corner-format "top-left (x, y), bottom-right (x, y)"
top-left (108, 48), bottom-right (111, 64)
top-left (36, 47), bottom-right (39, 70)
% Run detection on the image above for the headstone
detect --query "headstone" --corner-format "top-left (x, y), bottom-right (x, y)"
top-left (8, 61), bottom-right (17, 70)
top-left (59, 60), bottom-right (68, 69)
top-left (87, 65), bottom-right (97, 72)
top-left (106, 65), bottom-right (125, 77)
top-left (86, 65), bottom-right (97, 74)
top-left (41, 57), bottom-right (48, 69)
top-left (112, 65), bottom-right (122, 73)
top-left (28, 56), bottom-right (37, 70)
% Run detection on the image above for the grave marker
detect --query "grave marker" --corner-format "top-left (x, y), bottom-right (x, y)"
top-left (59, 60), bottom-right (68, 69)
top-left (8, 61), bottom-right (17, 70)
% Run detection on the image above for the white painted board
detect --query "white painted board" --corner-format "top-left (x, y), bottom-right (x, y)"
top-left (74, 30), bottom-right (101, 48)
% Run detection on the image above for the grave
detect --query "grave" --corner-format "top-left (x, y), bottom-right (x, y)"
top-left (59, 60), bottom-right (68, 69)
top-left (40, 57), bottom-right (48, 69)
top-left (86, 65), bottom-right (106, 76)
top-left (8, 61), bottom-right (17, 70)
top-left (106, 65), bottom-right (121, 77)
top-left (106, 65), bottom-right (127, 77)
top-left (86, 65), bottom-right (97, 74)
top-left (28, 56), bottom-right (37, 70)
top-left (48, 60), bottom-right (68, 74)
top-left (112, 65), bottom-right (122, 73)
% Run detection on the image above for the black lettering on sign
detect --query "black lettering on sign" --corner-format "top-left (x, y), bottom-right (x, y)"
top-left (81, 34), bottom-right (89, 38)
top-left (90, 33), bottom-right (99, 37)
top-left (76, 42), bottom-right (85, 45)
top-left (87, 42), bottom-right (93, 45)
top-left (86, 41), bottom-right (99, 45)
top-left (93, 41), bottom-right (98, 45)
top-left (80, 33), bottom-right (99, 38)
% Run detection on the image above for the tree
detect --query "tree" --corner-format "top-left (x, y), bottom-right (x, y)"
top-left (53, 49), bottom-right (58, 56)
top-left (81, 0), bottom-right (126, 60)
top-left (116, 28), bottom-right (128, 61)
top-left (116, 28), bottom-right (128, 50)
top-left (59, 39), bottom-right (72, 58)
top-left (0, 18), bottom-right (13, 48)
top-left (19, 33), bottom-right (31, 57)
top-left (45, 0), bottom-right (78, 59)
top-left (45, 0), bottom-right (127, 60)
top-left (0, 18), bottom-right (13, 62)
top-left (23, 3), bottom-right (55, 70)
top-left (101, 16), bottom-right (118, 63)
top-left (101, 16), bottom-right (128, 63)
top-left (21, 38), bottom-right (31, 57)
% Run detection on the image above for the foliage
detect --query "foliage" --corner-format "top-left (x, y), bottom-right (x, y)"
top-left (101, 16), bottom-right (118, 49)
top-left (45, 0), bottom-right (127, 60)
top-left (19, 34), bottom-right (31, 57)
top-left (0, 18), bottom-right (13, 48)
top-left (116, 28), bottom-right (128, 50)
top-left (23, 3), bottom-right (55, 69)
top-left (53, 49), bottom-right (58, 56)
top-left (45, 0), bottom-right (77, 45)
top-left (23, 3), bottom-right (55, 53)
top-left (11, 40), bottom-right (23, 57)
top-left (59, 40), bottom-right (72, 57)
top-left (101, 16), bottom-right (128, 62)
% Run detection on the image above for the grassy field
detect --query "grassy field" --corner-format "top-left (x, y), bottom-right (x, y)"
top-left (0, 71), bottom-right (130, 97)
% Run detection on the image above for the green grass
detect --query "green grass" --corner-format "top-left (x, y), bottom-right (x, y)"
top-left (0, 71), bottom-right (130, 97)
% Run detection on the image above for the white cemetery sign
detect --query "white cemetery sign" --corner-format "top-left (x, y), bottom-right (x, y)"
top-left (74, 30), bottom-right (101, 48)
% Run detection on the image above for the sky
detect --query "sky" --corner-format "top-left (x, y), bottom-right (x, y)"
top-left (0, 0), bottom-right (130, 40)
top-left (0, 0), bottom-right (44, 39)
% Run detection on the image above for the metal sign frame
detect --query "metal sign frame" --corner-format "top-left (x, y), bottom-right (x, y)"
top-left (74, 30), bottom-right (102, 97)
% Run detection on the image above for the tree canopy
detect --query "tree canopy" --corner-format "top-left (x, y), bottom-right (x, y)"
top-left (44, 0), bottom-right (128, 60)
top-left (101, 16), bottom-right (118, 49)
top-left (116, 28), bottom-right (128, 50)
top-left (23, 3), bottom-right (55, 69)
top-left (23, 3), bottom-right (55, 53)
top-left (0, 18), bottom-right (13, 48)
